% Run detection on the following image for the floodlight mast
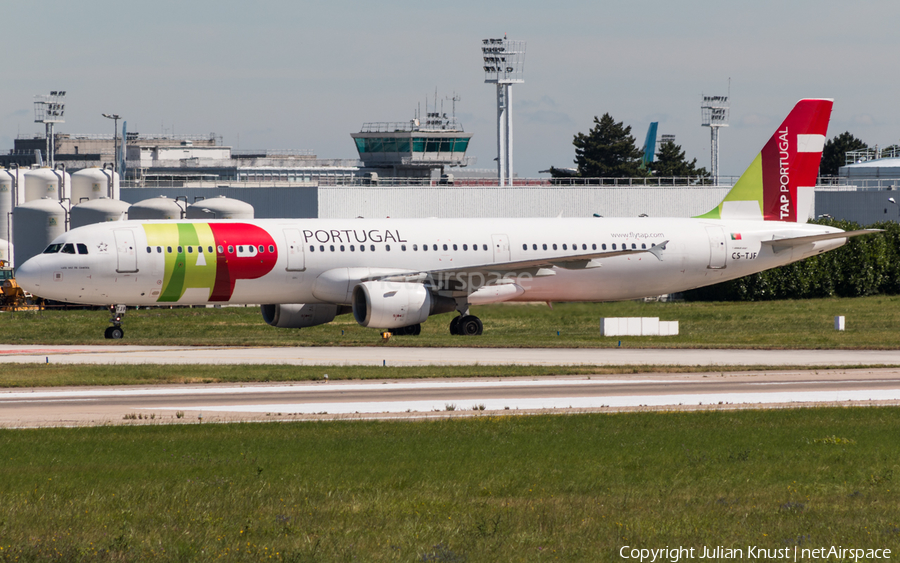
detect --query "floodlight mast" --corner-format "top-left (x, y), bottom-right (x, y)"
top-left (701, 94), bottom-right (729, 186)
top-left (482, 37), bottom-right (525, 187)
top-left (34, 91), bottom-right (66, 168)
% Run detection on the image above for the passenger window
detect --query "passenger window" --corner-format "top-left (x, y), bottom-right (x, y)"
top-left (601, 244), bottom-right (606, 250)
top-left (463, 244), bottom-right (468, 251)
top-left (340, 245), bottom-right (345, 252)
top-left (197, 246), bottom-right (203, 253)
top-left (268, 245), bottom-right (274, 253)
top-left (552, 244), bottom-right (557, 251)
top-left (522, 244), bottom-right (527, 250)
top-left (319, 245), bottom-right (325, 252)
top-left (360, 245), bottom-right (365, 252)
top-left (228, 245), bottom-right (234, 253)
top-left (237, 246), bottom-right (243, 253)
top-left (62, 243), bottom-right (76, 254)
top-left (641, 243), bottom-right (646, 249)
top-left (330, 245), bottom-right (335, 252)
top-left (350, 245), bottom-right (355, 251)
top-left (453, 244), bottom-right (458, 251)
top-left (532, 244), bottom-right (537, 250)
top-left (157, 246), bottom-right (163, 253)
top-left (413, 244), bottom-right (418, 251)
top-left (443, 244), bottom-right (448, 251)
top-left (542, 244), bottom-right (547, 250)
top-left (187, 246), bottom-right (193, 253)
top-left (632, 243), bottom-right (637, 249)
top-left (209, 246), bottom-right (214, 253)
top-left (386, 245), bottom-right (391, 251)
top-left (473, 244), bottom-right (478, 251)
top-left (146, 247), bottom-right (152, 254)
top-left (562, 244), bottom-right (567, 250)
top-left (217, 245), bottom-right (224, 253)
top-left (482, 244), bottom-right (488, 251)
top-left (309, 245), bottom-right (315, 252)
top-left (433, 244), bottom-right (438, 251)
top-left (594, 244), bottom-right (599, 250)
top-left (176, 246), bottom-right (182, 253)
top-left (612, 244), bottom-right (617, 250)
top-left (401, 245), bottom-right (407, 251)
top-left (423, 245), bottom-right (428, 252)
top-left (370, 245), bottom-right (375, 251)
top-left (167, 246), bottom-right (173, 253)
top-left (77, 244), bottom-right (88, 255)
top-left (259, 245), bottom-right (264, 253)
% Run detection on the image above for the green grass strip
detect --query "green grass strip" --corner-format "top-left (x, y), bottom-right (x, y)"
top-left (0, 408), bottom-right (898, 561)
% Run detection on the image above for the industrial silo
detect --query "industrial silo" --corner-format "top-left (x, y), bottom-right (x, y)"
top-left (0, 168), bottom-right (24, 241)
top-left (12, 198), bottom-right (67, 265)
top-left (186, 196), bottom-right (254, 219)
top-left (127, 196), bottom-right (184, 220)
top-left (23, 168), bottom-right (71, 203)
top-left (0, 238), bottom-right (12, 268)
top-left (71, 167), bottom-right (119, 202)
top-left (70, 197), bottom-right (130, 229)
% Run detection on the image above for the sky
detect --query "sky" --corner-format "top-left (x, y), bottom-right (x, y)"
top-left (3, 0), bottom-right (900, 178)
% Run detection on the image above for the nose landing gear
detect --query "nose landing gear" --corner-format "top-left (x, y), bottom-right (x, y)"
top-left (104, 304), bottom-right (126, 339)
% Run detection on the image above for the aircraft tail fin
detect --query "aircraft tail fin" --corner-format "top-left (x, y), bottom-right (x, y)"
top-left (695, 98), bottom-right (832, 222)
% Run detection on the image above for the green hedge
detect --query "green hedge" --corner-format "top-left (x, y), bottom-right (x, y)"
top-left (684, 219), bottom-right (900, 301)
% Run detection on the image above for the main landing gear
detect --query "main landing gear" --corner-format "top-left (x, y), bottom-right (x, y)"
top-left (449, 314), bottom-right (483, 336)
top-left (104, 304), bottom-right (126, 339)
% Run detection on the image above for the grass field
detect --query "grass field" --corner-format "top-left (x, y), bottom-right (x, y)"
top-left (0, 408), bottom-right (898, 562)
top-left (2, 295), bottom-right (900, 349)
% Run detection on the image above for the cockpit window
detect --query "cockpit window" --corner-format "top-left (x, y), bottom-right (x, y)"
top-left (43, 244), bottom-right (63, 254)
top-left (77, 244), bottom-right (88, 255)
top-left (61, 243), bottom-right (76, 254)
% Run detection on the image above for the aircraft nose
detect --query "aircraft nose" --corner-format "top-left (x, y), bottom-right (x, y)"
top-left (15, 257), bottom-right (43, 294)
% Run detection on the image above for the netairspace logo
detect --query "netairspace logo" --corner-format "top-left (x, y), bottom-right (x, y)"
top-left (619, 545), bottom-right (892, 562)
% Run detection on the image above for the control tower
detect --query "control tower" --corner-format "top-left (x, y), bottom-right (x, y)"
top-left (351, 97), bottom-right (473, 179)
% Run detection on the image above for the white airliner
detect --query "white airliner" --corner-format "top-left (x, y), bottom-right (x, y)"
top-left (16, 99), bottom-right (877, 339)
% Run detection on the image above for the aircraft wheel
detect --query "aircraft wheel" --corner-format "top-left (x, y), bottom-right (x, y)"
top-left (457, 315), bottom-right (483, 336)
top-left (449, 316), bottom-right (461, 335)
top-left (104, 327), bottom-right (113, 339)
top-left (108, 327), bottom-right (124, 340)
top-left (409, 323), bottom-right (421, 336)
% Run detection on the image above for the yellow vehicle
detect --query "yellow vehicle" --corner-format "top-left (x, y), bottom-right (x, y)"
top-left (0, 266), bottom-right (43, 311)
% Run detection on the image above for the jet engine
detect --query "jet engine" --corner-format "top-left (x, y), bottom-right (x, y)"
top-left (261, 303), bottom-right (339, 329)
top-left (352, 281), bottom-right (455, 329)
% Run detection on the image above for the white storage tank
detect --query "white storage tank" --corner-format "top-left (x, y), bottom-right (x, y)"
top-left (70, 197), bottom-right (130, 229)
top-left (12, 198), bottom-right (68, 266)
top-left (127, 196), bottom-right (184, 220)
top-left (0, 238), bottom-right (12, 268)
top-left (23, 168), bottom-right (71, 203)
top-left (71, 167), bottom-right (119, 202)
top-left (0, 168), bottom-right (25, 241)
top-left (186, 196), bottom-right (254, 219)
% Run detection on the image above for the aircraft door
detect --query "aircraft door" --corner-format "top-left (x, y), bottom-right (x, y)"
top-left (284, 228), bottom-right (305, 271)
top-left (706, 226), bottom-right (727, 269)
top-left (491, 234), bottom-right (510, 262)
top-left (113, 229), bottom-right (138, 273)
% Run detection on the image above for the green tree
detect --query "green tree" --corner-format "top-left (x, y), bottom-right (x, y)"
top-left (573, 113), bottom-right (646, 178)
top-left (651, 140), bottom-right (709, 178)
top-left (819, 132), bottom-right (868, 176)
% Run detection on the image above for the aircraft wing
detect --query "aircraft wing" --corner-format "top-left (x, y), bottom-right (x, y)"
top-left (762, 229), bottom-right (881, 254)
top-left (371, 241), bottom-right (670, 291)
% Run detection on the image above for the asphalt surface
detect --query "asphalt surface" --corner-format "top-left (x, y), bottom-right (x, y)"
top-left (2, 344), bottom-right (900, 366)
top-left (2, 367), bottom-right (899, 428)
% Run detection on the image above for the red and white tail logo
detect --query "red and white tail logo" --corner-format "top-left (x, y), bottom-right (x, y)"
top-left (760, 99), bottom-right (832, 222)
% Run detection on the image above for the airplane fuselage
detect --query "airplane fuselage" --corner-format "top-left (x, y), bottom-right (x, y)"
top-left (19, 217), bottom-right (846, 307)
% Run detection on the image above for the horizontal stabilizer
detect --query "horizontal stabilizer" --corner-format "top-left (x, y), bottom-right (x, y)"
top-left (762, 229), bottom-right (881, 253)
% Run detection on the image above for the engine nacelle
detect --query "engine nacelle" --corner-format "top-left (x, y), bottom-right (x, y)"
top-left (352, 281), bottom-right (454, 329)
top-left (261, 303), bottom-right (338, 329)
